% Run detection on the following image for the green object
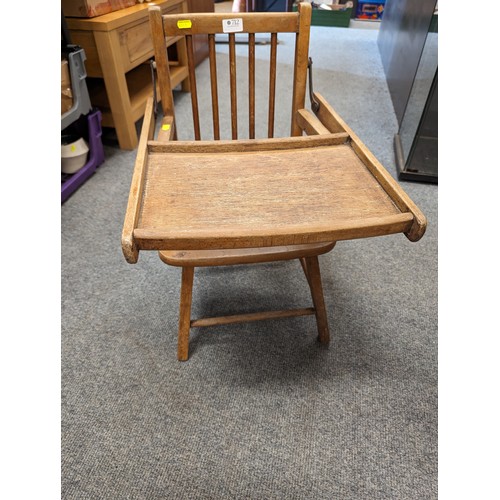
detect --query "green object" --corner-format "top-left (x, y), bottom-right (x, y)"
top-left (293, 6), bottom-right (352, 28)
top-left (429, 14), bottom-right (438, 33)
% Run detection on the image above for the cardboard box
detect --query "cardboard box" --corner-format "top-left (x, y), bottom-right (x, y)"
top-left (62, 0), bottom-right (137, 18)
top-left (61, 58), bottom-right (73, 115)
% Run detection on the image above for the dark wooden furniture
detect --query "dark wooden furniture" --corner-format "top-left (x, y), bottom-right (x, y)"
top-left (377, 0), bottom-right (437, 124)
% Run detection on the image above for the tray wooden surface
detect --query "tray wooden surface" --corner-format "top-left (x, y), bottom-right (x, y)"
top-left (122, 98), bottom-right (426, 263)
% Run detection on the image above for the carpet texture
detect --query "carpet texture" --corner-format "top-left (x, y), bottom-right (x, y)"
top-left (62, 25), bottom-right (438, 499)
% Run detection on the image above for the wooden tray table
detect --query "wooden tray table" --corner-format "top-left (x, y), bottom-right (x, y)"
top-left (122, 100), bottom-right (426, 264)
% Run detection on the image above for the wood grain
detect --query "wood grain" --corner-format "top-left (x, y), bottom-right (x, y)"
top-left (131, 142), bottom-right (415, 251)
top-left (148, 132), bottom-right (349, 153)
top-left (93, 30), bottom-right (137, 148)
top-left (185, 34), bottom-right (201, 140)
top-left (208, 34), bottom-right (220, 140)
top-left (66, 0), bottom-right (186, 32)
top-left (249, 33), bottom-right (255, 139)
top-left (178, 266), bottom-right (194, 361)
top-left (296, 108), bottom-right (330, 135)
top-left (135, 214), bottom-right (413, 251)
top-left (149, 6), bottom-right (176, 123)
top-left (121, 2), bottom-right (428, 362)
top-left (312, 92), bottom-right (427, 241)
top-left (157, 115), bottom-right (175, 142)
top-left (304, 256), bottom-right (330, 344)
top-left (158, 242), bottom-right (336, 267)
top-left (229, 33), bottom-right (238, 139)
top-left (190, 308), bottom-right (315, 328)
top-left (291, 2), bottom-right (311, 136)
top-left (121, 96), bottom-right (156, 263)
top-left (161, 12), bottom-right (299, 35)
top-left (268, 32), bottom-right (278, 138)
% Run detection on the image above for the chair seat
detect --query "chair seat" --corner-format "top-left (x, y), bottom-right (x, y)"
top-left (158, 242), bottom-right (336, 267)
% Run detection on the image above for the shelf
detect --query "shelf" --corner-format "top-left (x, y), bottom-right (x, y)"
top-left (87, 63), bottom-right (189, 128)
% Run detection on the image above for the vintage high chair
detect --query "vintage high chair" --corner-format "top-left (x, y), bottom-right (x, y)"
top-left (122, 2), bottom-right (427, 361)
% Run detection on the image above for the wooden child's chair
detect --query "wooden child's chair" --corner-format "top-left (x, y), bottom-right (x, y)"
top-left (122, 2), bottom-right (427, 361)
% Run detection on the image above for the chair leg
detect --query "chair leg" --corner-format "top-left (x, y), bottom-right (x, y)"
top-left (299, 257), bottom-right (311, 287)
top-left (303, 256), bottom-right (330, 345)
top-left (178, 266), bottom-right (195, 361)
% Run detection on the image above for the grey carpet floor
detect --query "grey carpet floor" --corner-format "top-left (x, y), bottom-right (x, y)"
top-left (62, 26), bottom-right (438, 499)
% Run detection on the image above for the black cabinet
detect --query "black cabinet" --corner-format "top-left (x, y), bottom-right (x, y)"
top-left (378, 0), bottom-right (438, 183)
top-left (395, 69), bottom-right (437, 183)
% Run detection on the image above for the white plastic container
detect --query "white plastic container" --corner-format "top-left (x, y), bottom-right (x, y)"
top-left (61, 136), bottom-right (89, 174)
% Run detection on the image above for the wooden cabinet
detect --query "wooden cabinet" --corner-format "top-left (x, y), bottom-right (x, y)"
top-left (65, 0), bottom-right (210, 149)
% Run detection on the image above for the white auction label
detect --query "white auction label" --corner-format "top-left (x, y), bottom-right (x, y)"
top-left (222, 18), bottom-right (243, 33)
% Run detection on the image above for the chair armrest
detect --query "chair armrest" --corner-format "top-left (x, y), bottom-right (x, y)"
top-left (122, 96), bottom-right (157, 263)
top-left (296, 109), bottom-right (330, 135)
top-left (312, 92), bottom-right (427, 242)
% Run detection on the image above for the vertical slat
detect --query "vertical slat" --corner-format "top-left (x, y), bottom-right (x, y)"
top-left (268, 32), bottom-right (278, 138)
top-left (291, 2), bottom-right (311, 136)
top-left (229, 33), bottom-right (238, 140)
top-left (186, 34), bottom-right (201, 140)
top-left (208, 34), bottom-right (220, 140)
top-left (248, 33), bottom-right (255, 139)
top-left (178, 0), bottom-right (190, 93)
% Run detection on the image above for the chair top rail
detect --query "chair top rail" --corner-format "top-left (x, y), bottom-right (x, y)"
top-left (160, 12), bottom-right (300, 36)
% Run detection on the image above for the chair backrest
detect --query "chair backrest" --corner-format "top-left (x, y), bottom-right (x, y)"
top-left (148, 2), bottom-right (312, 140)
